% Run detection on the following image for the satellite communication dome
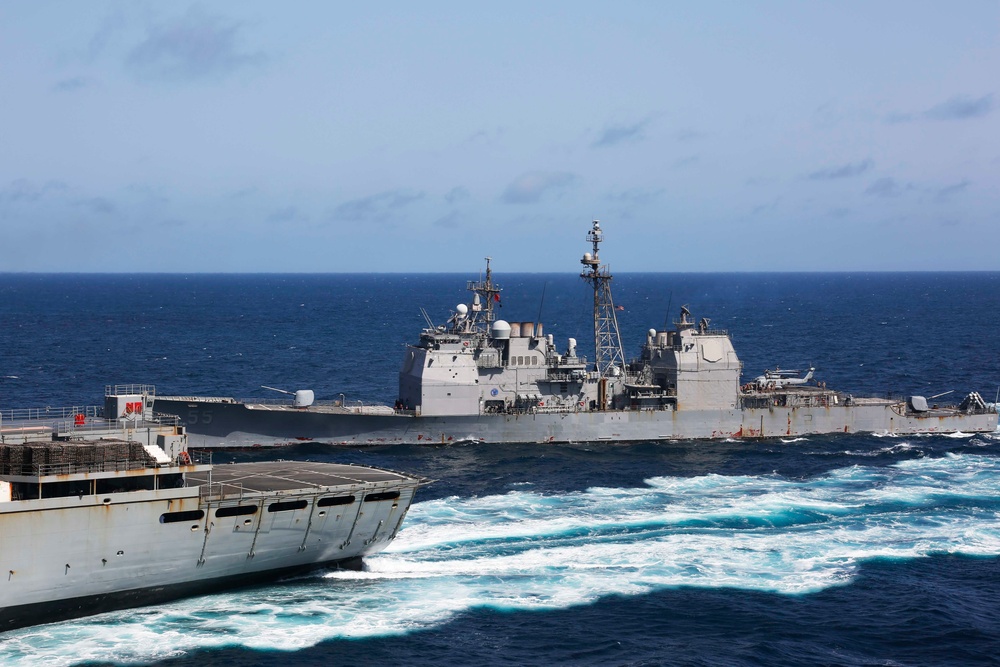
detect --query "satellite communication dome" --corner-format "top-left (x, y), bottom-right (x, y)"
top-left (491, 320), bottom-right (512, 340)
top-left (456, 303), bottom-right (469, 317)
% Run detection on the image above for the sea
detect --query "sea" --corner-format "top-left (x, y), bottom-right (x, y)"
top-left (1, 271), bottom-right (1000, 666)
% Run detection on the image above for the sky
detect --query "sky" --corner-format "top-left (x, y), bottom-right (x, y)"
top-left (1, 1), bottom-right (998, 272)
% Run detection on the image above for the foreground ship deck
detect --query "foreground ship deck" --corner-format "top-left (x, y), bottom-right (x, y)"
top-left (184, 459), bottom-right (415, 493)
top-left (155, 220), bottom-right (997, 447)
top-left (0, 386), bottom-right (427, 630)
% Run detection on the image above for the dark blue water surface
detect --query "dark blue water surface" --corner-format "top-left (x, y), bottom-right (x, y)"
top-left (1, 272), bottom-right (1000, 666)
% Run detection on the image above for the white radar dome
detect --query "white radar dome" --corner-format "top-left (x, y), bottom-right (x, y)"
top-left (456, 303), bottom-right (469, 317)
top-left (491, 320), bottom-right (512, 340)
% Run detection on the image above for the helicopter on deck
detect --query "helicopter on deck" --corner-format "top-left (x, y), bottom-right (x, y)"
top-left (752, 367), bottom-right (815, 390)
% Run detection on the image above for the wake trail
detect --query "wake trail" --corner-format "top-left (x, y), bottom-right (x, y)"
top-left (5, 453), bottom-right (1000, 666)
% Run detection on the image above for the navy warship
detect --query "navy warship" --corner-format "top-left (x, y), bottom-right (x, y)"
top-left (155, 221), bottom-right (997, 447)
top-left (0, 385), bottom-right (427, 630)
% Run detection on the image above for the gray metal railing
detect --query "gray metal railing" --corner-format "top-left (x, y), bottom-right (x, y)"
top-left (105, 384), bottom-right (156, 397)
top-left (0, 405), bottom-right (102, 423)
top-left (0, 412), bottom-right (181, 445)
top-left (198, 481), bottom-right (245, 501)
top-left (29, 458), bottom-right (155, 477)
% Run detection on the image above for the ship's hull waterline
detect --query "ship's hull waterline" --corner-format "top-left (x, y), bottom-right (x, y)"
top-left (155, 397), bottom-right (996, 448)
top-left (1, 555), bottom-right (363, 630)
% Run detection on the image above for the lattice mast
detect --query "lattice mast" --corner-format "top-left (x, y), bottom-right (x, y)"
top-left (466, 256), bottom-right (502, 331)
top-left (580, 220), bottom-right (627, 378)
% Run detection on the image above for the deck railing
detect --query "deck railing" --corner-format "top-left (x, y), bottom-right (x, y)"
top-left (198, 480), bottom-right (246, 501)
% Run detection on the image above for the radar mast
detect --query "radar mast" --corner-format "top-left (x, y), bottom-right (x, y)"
top-left (466, 256), bottom-right (502, 332)
top-left (580, 220), bottom-right (627, 378)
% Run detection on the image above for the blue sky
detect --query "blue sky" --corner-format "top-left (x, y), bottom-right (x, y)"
top-left (1, 2), bottom-right (997, 272)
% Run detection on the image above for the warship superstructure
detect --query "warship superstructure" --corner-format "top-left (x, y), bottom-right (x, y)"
top-left (155, 221), bottom-right (997, 447)
top-left (0, 385), bottom-right (426, 630)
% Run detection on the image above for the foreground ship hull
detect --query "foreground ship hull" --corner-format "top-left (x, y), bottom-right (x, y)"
top-left (0, 386), bottom-right (426, 630)
top-left (0, 462), bottom-right (420, 629)
top-left (3, 558), bottom-right (364, 631)
top-left (154, 396), bottom-right (997, 447)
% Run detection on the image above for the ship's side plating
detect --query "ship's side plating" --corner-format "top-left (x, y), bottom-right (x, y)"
top-left (0, 468), bottom-right (418, 627)
top-left (0, 386), bottom-right (425, 629)
top-left (156, 397), bottom-right (995, 447)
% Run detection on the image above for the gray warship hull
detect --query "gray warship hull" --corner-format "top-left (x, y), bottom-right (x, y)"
top-left (154, 220), bottom-right (998, 447)
top-left (0, 386), bottom-right (427, 630)
top-left (154, 395), bottom-right (997, 448)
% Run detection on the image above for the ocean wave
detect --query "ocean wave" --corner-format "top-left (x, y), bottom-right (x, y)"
top-left (6, 453), bottom-right (1000, 665)
top-left (835, 442), bottom-right (920, 457)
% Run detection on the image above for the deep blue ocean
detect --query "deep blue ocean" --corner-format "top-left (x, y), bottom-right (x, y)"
top-left (2, 272), bottom-right (1000, 666)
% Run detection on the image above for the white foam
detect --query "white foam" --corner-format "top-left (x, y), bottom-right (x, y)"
top-left (6, 453), bottom-right (1000, 666)
top-left (833, 441), bottom-right (920, 457)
